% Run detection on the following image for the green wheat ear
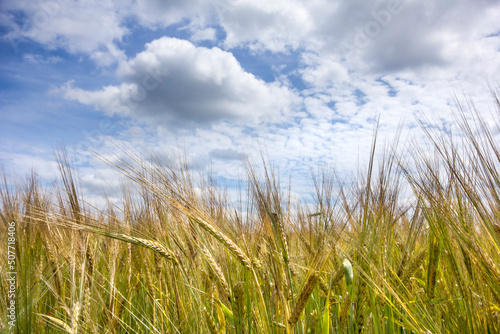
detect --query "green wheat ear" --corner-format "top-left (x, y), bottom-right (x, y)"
top-left (343, 258), bottom-right (353, 286)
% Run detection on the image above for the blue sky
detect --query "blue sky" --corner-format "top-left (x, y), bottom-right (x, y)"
top-left (1, 0), bottom-right (500, 205)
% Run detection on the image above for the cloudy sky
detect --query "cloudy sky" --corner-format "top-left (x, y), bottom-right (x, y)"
top-left (1, 0), bottom-right (500, 204)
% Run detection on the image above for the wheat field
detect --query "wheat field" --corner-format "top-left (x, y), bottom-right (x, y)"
top-left (2, 95), bottom-right (500, 333)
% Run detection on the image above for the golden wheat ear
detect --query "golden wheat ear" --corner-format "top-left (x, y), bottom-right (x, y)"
top-left (288, 272), bottom-right (318, 325)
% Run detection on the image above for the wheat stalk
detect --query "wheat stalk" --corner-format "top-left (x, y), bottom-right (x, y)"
top-left (83, 286), bottom-right (92, 332)
top-left (355, 277), bottom-right (367, 333)
top-left (288, 272), bottom-right (318, 325)
top-left (203, 307), bottom-right (218, 334)
top-left (233, 281), bottom-right (246, 333)
top-left (189, 217), bottom-right (253, 270)
top-left (118, 234), bottom-right (176, 261)
top-left (70, 301), bottom-right (81, 334)
top-left (339, 291), bottom-right (351, 330)
top-left (426, 239), bottom-right (440, 300)
top-left (166, 199), bottom-right (253, 270)
top-left (200, 245), bottom-right (230, 299)
top-left (400, 248), bottom-right (427, 284)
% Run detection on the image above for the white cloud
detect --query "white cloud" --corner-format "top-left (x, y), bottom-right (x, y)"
top-left (61, 37), bottom-right (296, 128)
top-left (220, 0), bottom-right (314, 52)
top-left (0, 151), bottom-right (60, 180)
top-left (300, 53), bottom-right (349, 87)
top-left (2, 0), bottom-right (129, 65)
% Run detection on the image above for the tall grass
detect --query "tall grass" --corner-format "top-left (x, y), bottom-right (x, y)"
top-left (1, 93), bottom-right (500, 333)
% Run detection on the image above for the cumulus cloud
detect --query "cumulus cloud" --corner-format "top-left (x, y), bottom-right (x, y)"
top-left (61, 37), bottom-right (296, 128)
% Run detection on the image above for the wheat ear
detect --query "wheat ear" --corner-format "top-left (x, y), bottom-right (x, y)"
top-left (201, 245), bottom-right (230, 299)
top-left (203, 307), bottom-right (218, 334)
top-left (190, 218), bottom-right (252, 270)
top-left (400, 248), bottom-right (427, 284)
top-left (339, 291), bottom-right (351, 330)
top-left (288, 272), bottom-right (318, 325)
top-left (233, 281), bottom-right (246, 333)
top-left (118, 234), bottom-right (176, 261)
top-left (168, 200), bottom-right (253, 270)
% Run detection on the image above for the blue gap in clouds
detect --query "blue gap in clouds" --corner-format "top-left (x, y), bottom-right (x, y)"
top-left (229, 47), bottom-right (279, 83)
top-left (230, 48), bottom-right (304, 84)
top-left (354, 89), bottom-right (367, 106)
top-left (485, 31), bottom-right (500, 38)
top-left (120, 18), bottom-right (193, 58)
top-left (376, 77), bottom-right (398, 97)
top-left (288, 73), bottom-right (308, 91)
top-left (120, 19), bottom-right (230, 59)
